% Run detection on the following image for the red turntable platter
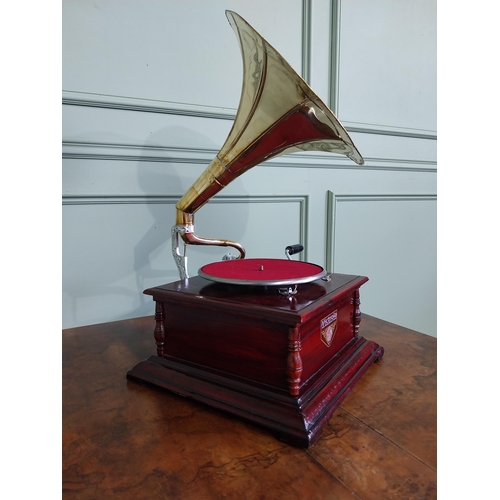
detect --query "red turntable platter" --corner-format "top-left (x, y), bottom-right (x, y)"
top-left (198, 258), bottom-right (326, 286)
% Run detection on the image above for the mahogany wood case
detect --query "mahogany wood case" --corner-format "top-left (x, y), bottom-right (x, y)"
top-left (127, 273), bottom-right (384, 447)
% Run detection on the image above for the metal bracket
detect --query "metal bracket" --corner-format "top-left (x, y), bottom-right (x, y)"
top-left (171, 225), bottom-right (193, 279)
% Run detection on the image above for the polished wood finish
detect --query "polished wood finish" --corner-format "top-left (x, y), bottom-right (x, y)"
top-left (127, 275), bottom-right (383, 447)
top-left (62, 314), bottom-right (436, 499)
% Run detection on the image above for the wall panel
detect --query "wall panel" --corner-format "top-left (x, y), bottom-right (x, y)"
top-left (327, 193), bottom-right (437, 336)
top-left (337, 0), bottom-right (437, 131)
top-left (62, 195), bottom-right (307, 328)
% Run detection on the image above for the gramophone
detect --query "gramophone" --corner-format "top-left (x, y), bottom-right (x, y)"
top-left (127, 11), bottom-right (384, 448)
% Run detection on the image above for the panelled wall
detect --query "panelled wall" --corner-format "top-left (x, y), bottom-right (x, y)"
top-left (62, 0), bottom-right (437, 335)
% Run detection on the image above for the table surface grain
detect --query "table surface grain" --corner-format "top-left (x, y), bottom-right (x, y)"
top-left (62, 314), bottom-right (437, 500)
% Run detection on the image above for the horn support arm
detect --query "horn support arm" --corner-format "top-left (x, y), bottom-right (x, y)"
top-left (172, 209), bottom-right (245, 279)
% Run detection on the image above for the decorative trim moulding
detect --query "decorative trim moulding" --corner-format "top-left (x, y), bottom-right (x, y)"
top-left (341, 121), bottom-right (437, 141)
top-left (62, 90), bottom-right (437, 141)
top-left (325, 192), bottom-right (437, 272)
top-left (62, 90), bottom-right (236, 120)
top-left (62, 194), bottom-right (180, 205)
top-left (62, 193), bottom-right (308, 207)
top-left (328, 193), bottom-right (437, 203)
top-left (301, 0), bottom-right (312, 84)
top-left (62, 141), bottom-right (436, 173)
top-left (329, 0), bottom-right (341, 115)
top-left (62, 141), bottom-right (215, 165)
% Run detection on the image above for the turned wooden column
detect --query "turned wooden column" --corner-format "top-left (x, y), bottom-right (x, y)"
top-left (153, 301), bottom-right (166, 358)
top-left (351, 289), bottom-right (362, 337)
top-left (286, 326), bottom-right (302, 396)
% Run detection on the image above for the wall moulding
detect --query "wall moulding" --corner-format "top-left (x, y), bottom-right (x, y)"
top-left (62, 140), bottom-right (436, 173)
top-left (62, 90), bottom-right (237, 120)
top-left (329, 0), bottom-right (341, 115)
top-left (63, 193), bottom-right (306, 204)
top-left (301, 0), bottom-right (312, 83)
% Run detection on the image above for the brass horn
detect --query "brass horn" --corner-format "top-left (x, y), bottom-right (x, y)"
top-left (172, 10), bottom-right (364, 278)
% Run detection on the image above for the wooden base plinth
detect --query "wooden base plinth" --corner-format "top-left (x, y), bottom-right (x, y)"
top-left (127, 274), bottom-right (384, 448)
top-left (127, 336), bottom-right (383, 447)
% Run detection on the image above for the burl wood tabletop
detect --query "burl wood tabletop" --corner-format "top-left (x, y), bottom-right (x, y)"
top-left (63, 314), bottom-right (436, 499)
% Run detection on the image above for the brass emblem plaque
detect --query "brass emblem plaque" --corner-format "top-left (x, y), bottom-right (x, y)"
top-left (320, 310), bottom-right (338, 347)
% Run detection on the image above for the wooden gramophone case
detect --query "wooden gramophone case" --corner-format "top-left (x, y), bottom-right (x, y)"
top-left (127, 273), bottom-right (383, 447)
top-left (126, 11), bottom-right (384, 448)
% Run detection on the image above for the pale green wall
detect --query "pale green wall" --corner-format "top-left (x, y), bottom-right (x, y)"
top-left (62, 0), bottom-right (437, 335)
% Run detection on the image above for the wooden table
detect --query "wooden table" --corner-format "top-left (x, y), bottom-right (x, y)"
top-left (63, 314), bottom-right (436, 499)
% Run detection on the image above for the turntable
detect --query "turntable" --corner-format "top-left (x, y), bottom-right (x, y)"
top-left (127, 11), bottom-right (384, 448)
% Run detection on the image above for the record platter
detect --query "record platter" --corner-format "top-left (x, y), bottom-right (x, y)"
top-left (127, 11), bottom-right (384, 448)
